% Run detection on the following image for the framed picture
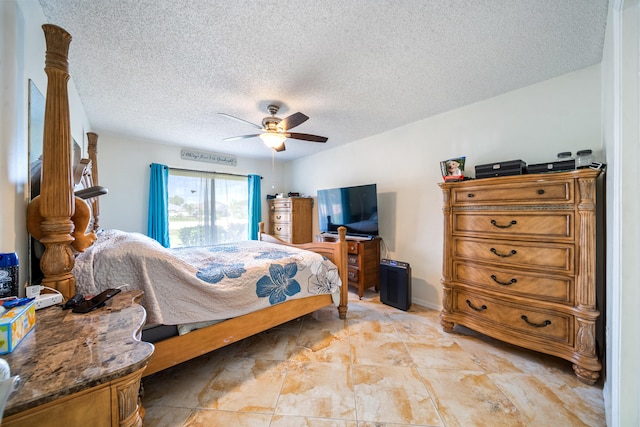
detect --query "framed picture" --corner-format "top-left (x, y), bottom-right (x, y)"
top-left (440, 156), bottom-right (466, 182)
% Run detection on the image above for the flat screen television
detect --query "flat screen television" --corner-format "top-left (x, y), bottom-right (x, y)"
top-left (317, 184), bottom-right (378, 238)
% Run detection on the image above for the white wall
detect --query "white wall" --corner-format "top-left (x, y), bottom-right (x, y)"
top-left (288, 65), bottom-right (602, 309)
top-left (96, 132), bottom-right (285, 234)
top-left (602, 1), bottom-right (640, 425)
top-left (0, 0), bottom-right (91, 290)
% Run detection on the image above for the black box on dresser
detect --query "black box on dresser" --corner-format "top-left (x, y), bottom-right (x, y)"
top-left (475, 159), bottom-right (526, 178)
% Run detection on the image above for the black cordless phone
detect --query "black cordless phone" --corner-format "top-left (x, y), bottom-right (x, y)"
top-left (72, 288), bottom-right (121, 313)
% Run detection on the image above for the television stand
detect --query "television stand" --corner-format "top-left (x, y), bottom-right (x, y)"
top-left (321, 234), bottom-right (380, 298)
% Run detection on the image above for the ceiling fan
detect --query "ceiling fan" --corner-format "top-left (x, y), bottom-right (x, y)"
top-left (219, 104), bottom-right (328, 152)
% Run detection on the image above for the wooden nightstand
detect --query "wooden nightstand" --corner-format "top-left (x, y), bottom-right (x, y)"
top-left (321, 235), bottom-right (381, 298)
top-left (2, 291), bottom-right (154, 426)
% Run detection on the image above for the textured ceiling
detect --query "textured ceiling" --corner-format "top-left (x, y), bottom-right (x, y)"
top-left (38, 0), bottom-right (608, 160)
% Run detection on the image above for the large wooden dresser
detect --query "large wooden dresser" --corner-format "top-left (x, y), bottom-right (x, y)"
top-left (439, 169), bottom-right (602, 384)
top-left (268, 197), bottom-right (313, 243)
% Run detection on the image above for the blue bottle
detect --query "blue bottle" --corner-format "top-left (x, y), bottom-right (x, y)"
top-left (0, 253), bottom-right (19, 298)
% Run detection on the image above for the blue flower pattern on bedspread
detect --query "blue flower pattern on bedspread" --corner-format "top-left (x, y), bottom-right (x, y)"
top-left (172, 240), bottom-right (338, 307)
top-left (256, 262), bottom-right (301, 305)
top-left (197, 262), bottom-right (247, 284)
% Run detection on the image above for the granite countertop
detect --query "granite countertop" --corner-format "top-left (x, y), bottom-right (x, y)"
top-left (2, 290), bottom-right (154, 417)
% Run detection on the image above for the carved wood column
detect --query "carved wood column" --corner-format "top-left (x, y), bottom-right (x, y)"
top-left (572, 172), bottom-right (601, 383)
top-left (87, 132), bottom-right (101, 230)
top-left (439, 185), bottom-right (455, 332)
top-left (38, 24), bottom-right (75, 298)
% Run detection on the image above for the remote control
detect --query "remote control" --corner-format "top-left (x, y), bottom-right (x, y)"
top-left (62, 293), bottom-right (84, 310)
top-left (72, 288), bottom-right (121, 314)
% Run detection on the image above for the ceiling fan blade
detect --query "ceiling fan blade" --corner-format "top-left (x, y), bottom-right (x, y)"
top-left (286, 132), bottom-right (328, 143)
top-left (223, 134), bottom-right (261, 141)
top-left (274, 143), bottom-right (286, 152)
top-left (218, 113), bottom-right (263, 130)
top-left (279, 112), bottom-right (309, 131)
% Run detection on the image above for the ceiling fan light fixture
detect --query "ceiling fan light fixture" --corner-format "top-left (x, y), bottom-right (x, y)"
top-left (259, 132), bottom-right (286, 149)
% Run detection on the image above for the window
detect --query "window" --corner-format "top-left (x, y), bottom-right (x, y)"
top-left (167, 169), bottom-right (248, 247)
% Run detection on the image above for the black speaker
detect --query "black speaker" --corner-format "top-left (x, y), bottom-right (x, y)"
top-left (380, 259), bottom-right (411, 311)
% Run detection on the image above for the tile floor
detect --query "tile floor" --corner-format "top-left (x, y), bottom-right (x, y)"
top-left (142, 289), bottom-right (606, 426)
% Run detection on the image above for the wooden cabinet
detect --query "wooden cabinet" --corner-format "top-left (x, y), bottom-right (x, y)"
top-left (268, 197), bottom-right (312, 243)
top-left (3, 291), bottom-right (154, 426)
top-left (3, 368), bottom-right (146, 427)
top-left (439, 169), bottom-right (602, 384)
top-left (320, 236), bottom-right (381, 298)
top-left (347, 238), bottom-right (381, 298)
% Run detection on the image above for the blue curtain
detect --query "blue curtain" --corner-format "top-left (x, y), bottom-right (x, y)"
top-left (248, 174), bottom-right (261, 240)
top-left (148, 163), bottom-right (170, 247)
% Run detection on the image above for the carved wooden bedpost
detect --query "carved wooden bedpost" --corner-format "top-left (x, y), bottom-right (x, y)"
top-left (37, 24), bottom-right (75, 298)
top-left (87, 132), bottom-right (101, 231)
top-left (438, 184), bottom-right (455, 332)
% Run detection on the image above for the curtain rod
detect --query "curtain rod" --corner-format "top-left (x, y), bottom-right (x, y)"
top-left (150, 164), bottom-right (262, 179)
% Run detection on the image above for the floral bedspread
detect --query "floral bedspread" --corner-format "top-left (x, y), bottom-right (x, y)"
top-left (73, 230), bottom-right (341, 325)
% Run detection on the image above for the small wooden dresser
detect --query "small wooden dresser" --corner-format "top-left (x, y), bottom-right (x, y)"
top-left (439, 169), bottom-right (602, 384)
top-left (320, 235), bottom-right (381, 298)
top-left (347, 239), bottom-right (381, 298)
top-left (268, 197), bottom-right (313, 243)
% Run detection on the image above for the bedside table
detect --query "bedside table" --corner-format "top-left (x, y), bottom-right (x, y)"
top-left (2, 290), bottom-right (154, 426)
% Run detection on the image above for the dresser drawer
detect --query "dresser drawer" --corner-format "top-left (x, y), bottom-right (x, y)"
top-left (347, 254), bottom-right (359, 266)
top-left (452, 212), bottom-right (573, 240)
top-left (453, 290), bottom-right (572, 344)
top-left (270, 199), bottom-right (292, 211)
top-left (347, 266), bottom-right (359, 284)
top-left (451, 180), bottom-right (573, 206)
top-left (453, 262), bottom-right (572, 304)
top-left (271, 212), bottom-right (292, 224)
top-left (270, 223), bottom-right (291, 236)
top-left (453, 237), bottom-right (573, 273)
top-left (347, 242), bottom-right (359, 254)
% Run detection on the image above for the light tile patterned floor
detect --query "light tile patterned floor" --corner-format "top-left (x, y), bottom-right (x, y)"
top-left (142, 290), bottom-right (605, 426)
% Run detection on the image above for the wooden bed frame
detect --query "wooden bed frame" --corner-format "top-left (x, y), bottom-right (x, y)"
top-left (145, 223), bottom-right (347, 376)
top-left (27, 24), bottom-right (349, 378)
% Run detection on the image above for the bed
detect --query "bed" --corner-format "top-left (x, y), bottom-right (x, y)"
top-left (26, 24), bottom-right (348, 377)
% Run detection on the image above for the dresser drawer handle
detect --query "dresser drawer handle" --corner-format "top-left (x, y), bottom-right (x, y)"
top-left (276, 227), bottom-right (282, 231)
top-left (490, 219), bottom-right (517, 229)
top-left (490, 248), bottom-right (517, 257)
top-left (467, 193), bottom-right (474, 198)
top-left (465, 299), bottom-right (487, 312)
top-left (276, 215), bottom-right (282, 220)
top-left (537, 189), bottom-right (545, 195)
top-left (490, 275), bottom-right (517, 286)
top-left (521, 315), bottom-right (551, 328)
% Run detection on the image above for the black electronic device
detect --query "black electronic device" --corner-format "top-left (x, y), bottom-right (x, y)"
top-left (380, 259), bottom-right (411, 311)
top-left (317, 183), bottom-right (379, 238)
top-left (475, 160), bottom-right (526, 179)
top-left (72, 288), bottom-right (121, 313)
top-left (527, 160), bottom-right (576, 174)
top-left (62, 293), bottom-right (84, 310)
